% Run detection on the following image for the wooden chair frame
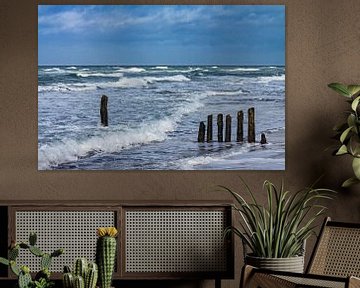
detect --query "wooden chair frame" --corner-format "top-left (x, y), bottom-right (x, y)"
top-left (241, 217), bottom-right (360, 288)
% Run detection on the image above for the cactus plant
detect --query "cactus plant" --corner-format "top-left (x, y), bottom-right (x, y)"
top-left (19, 268), bottom-right (32, 288)
top-left (96, 227), bottom-right (118, 288)
top-left (73, 275), bottom-right (85, 288)
top-left (63, 259), bottom-right (98, 288)
top-left (0, 232), bottom-right (63, 288)
top-left (85, 262), bottom-right (98, 288)
top-left (74, 258), bottom-right (88, 279)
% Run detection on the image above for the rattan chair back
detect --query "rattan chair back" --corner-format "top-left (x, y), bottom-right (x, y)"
top-left (307, 217), bottom-right (360, 278)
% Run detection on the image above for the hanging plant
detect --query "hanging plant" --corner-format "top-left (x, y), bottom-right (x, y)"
top-left (328, 83), bottom-right (360, 187)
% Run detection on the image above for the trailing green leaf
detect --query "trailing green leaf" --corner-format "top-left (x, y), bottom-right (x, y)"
top-left (342, 177), bottom-right (360, 188)
top-left (329, 82), bottom-right (360, 187)
top-left (328, 83), bottom-right (351, 97)
top-left (336, 145), bottom-right (348, 155)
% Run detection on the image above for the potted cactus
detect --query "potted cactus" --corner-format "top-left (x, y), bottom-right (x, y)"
top-left (0, 232), bottom-right (64, 288)
top-left (62, 258), bottom-right (98, 288)
top-left (96, 227), bottom-right (118, 288)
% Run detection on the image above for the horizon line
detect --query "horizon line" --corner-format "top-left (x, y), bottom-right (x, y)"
top-left (38, 64), bottom-right (286, 67)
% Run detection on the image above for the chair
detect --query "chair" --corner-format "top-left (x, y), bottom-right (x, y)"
top-left (241, 217), bottom-right (360, 288)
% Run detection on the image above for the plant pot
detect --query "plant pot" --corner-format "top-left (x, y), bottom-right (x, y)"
top-left (245, 254), bottom-right (304, 273)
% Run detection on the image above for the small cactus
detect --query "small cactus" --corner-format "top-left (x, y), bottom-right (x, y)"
top-left (96, 227), bottom-right (118, 288)
top-left (41, 253), bottom-right (52, 270)
top-left (29, 245), bottom-right (44, 257)
top-left (9, 246), bottom-right (19, 260)
top-left (63, 259), bottom-right (98, 288)
top-left (63, 272), bottom-right (74, 288)
top-left (85, 263), bottom-right (98, 288)
top-left (74, 258), bottom-right (88, 279)
top-left (74, 275), bottom-right (85, 288)
top-left (18, 269), bottom-right (32, 288)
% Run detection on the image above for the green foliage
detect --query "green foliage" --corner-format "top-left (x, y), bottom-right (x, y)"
top-left (0, 233), bottom-right (64, 288)
top-left (329, 82), bottom-right (360, 187)
top-left (32, 278), bottom-right (54, 288)
top-left (222, 179), bottom-right (335, 258)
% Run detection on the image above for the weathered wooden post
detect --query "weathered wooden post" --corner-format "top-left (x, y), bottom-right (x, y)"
top-left (248, 107), bottom-right (255, 143)
top-left (217, 114), bottom-right (223, 142)
top-left (260, 133), bottom-right (267, 144)
top-left (198, 122), bottom-right (205, 142)
top-left (225, 114), bottom-right (231, 142)
top-left (237, 110), bottom-right (244, 142)
top-left (100, 95), bottom-right (108, 126)
top-left (207, 115), bottom-right (213, 142)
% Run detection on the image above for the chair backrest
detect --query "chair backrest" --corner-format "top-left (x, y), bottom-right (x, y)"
top-left (307, 217), bottom-right (360, 277)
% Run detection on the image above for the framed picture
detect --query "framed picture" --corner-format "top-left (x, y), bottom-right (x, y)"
top-left (38, 5), bottom-right (285, 170)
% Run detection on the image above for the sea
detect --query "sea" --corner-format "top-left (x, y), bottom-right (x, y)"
top-left (38, 65), bottom-right (285, 170)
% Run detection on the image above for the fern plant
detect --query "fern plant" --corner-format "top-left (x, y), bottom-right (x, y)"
top-left (328, 83), bottom-right (360, 187)
top-left (222, 179), bottom-right (334, 258)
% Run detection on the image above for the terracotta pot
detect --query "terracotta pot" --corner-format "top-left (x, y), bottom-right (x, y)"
top-left (245, 254), bottom-right (305, 273)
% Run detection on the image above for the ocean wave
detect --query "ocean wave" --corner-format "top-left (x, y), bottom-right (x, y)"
top-left (115, 67), bottom-right (146, 73)
top-left (175, 143), bottom-right (257, 170)
top-left (38, 74), bottom-right (191, 92)
top-left (38, 92), bottom-right (206, 169)
top-left (206, 89), bottom-right (245, 96)
top-left (76, 72), bottom-right (124, 78)
top-left (154, 66), bottom-right (168, 70)
top-left (175, 142), bottom-right (284, 170)
top-left (147, 75), bottom-right (190, 83)
top-left (227, 68), bottom-right (260, 72)
top-left (66, 66), bottom-right (77, 70)
top-left (38, 120), bottom-right (172, 170)
top-left (257, 74), bottom-right (285, 83)
top-left (38, 83), bottom-right (100, 92)
top-left (42, 68), bottom-right (67, 74)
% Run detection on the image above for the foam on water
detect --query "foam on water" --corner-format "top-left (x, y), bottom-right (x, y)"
top-left (38, 91), bottom-right (206, 169)
top-left (76, 72), bottom-right (124, 78)
top-left (227, 68), bottom-right (260, 72)
top-left (38, 74), bottom-right (191, 92)
top-left (175, 142), bottom-right (284, 170)
top-left (257, 74), bottom-right (285, 83)
top-left (115, 67), bottom-right (146, 73)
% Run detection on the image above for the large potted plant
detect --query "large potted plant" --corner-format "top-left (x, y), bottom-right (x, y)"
top-left (328, 83), bottom-right (360, 187)
top-left (222, 179), bottom-right (334, 273)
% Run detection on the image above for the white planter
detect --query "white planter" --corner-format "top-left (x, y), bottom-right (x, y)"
top-left (245, 254), bottom-right (305, 273)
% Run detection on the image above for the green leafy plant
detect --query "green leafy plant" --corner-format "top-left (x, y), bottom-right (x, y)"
top-left (328, 83), bottom-right (360, 187)
top-left (0, 232), bottom-right (63, 288)
top-left (222, 179), bottom-right (334, 258)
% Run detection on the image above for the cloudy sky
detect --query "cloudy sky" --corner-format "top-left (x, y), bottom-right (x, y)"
top-left (38, 5), bottom-right (285, 65)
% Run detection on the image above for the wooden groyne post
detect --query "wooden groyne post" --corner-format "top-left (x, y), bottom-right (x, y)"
top-left (225, 114), bottom-right (231, 142)
top-left (248, 107), bottom-right (255, 143)
top-left (197, 107), bottom-right (266, 144)
top-left (217, 114), bottom-right (223, 142)
top-left (100, 95), bottom-right (108, 126)
top-left (260, 133), bottom-right (267, 144)
top-left (198, 122), bottom-right (205, 142)
top-left (207, 115), bottom-right (213, 142)
top-left (237, 111), bottom-right (243, 142)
